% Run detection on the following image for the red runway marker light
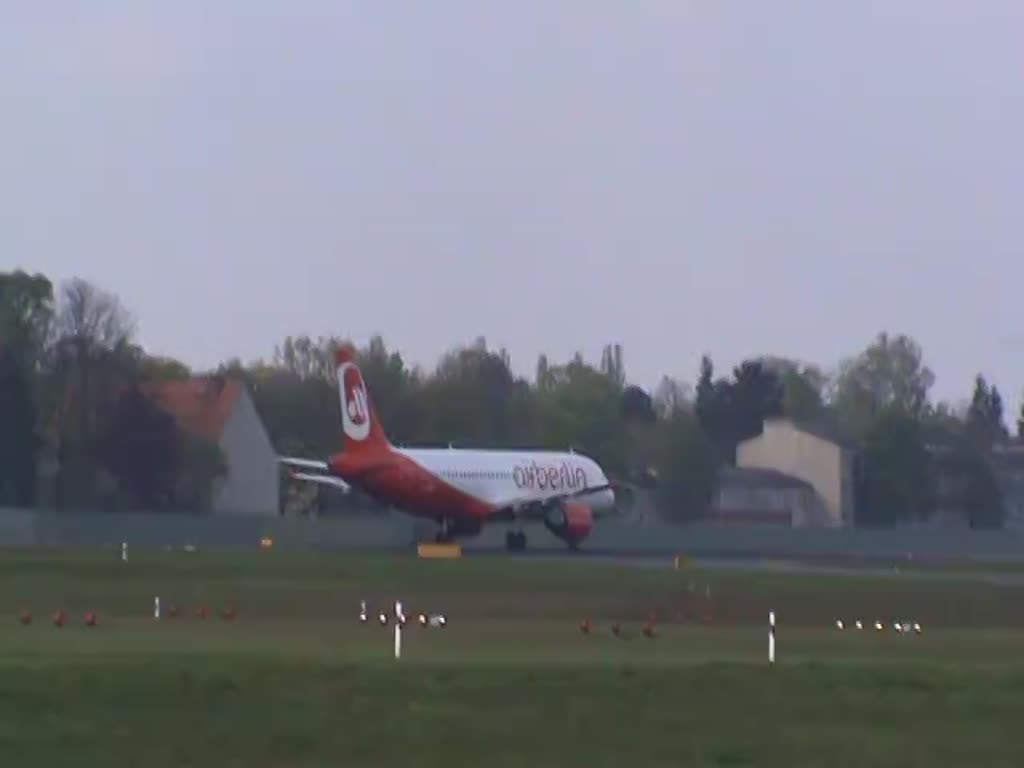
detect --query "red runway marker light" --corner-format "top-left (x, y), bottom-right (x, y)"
top-left (197, 606), bottom-right (209, 620)
top-left (580, 619), bottom-right (592, 635)
top-left (642, 623), bottom-right (656, 639)
top-left (18, 610), bottom-right (31, 626)
top-left (221, 606), bottom-right (236, 621)
top-left (84, 611), bottom-right (97, 627)
top-left (611, 623), bottom-right (623, 638)
top-left (52, 610), bottom-right (67, 628)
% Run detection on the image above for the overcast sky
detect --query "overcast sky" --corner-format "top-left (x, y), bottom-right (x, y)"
top-left (3, 1), bottom-right (1022, 414)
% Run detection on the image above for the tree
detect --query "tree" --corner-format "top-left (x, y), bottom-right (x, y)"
top-left (695, 355), bottom-right (732, 461)
top-left (173, 431), bottom-right (228, 513)
top-left (620, 385), bottom-right (655, 424)
top-left (729, 360), bottom-right (783, 443)
top-left (0, 270), bottom-right (54, 506)
top-left (0, 348), bottom-right (39, 505)
top-left (101, 385), bottom-right (181, 508)
top-left (856, 407), bottom-right (933, 526)
top-left (945, 434), bottom-right (1004, 529)
top-left (46, 278), bottom-right (139, 506)
top-left (760, 357), bottom-right (827, 422)
top-left (599, 343), bottom-right (625, 391)
top-left (966, 375), bottom-right (1008, 444)
top-left (0, 270), bottom-right (54, 366)
top-left (1018, 395), bottom-right (1024, 440)
top-left (652, 376), bottom-right (691, 420)
top-left (833, 332), bottom-right (935, 437)
top-left (652, 410), bottom-right (719, 521)
top-left (535, 352), bottom-right (625, 474)
top-left (695, 356), bottom-right (782, 464)
top-left (141, 355), bottom-right (191, 380)
top-left (273, 334), bottom-right (341, 381)
top-left (422, 338), bottom-right (523, 448)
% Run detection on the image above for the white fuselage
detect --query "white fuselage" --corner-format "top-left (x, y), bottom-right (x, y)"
top-left (395, 447), bottom-right (615, 511)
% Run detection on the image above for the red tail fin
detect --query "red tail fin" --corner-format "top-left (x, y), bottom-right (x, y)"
top-left (335, 344), bottom-right (390, 453)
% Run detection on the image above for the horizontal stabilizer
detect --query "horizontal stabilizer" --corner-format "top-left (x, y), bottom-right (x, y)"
top-left (287, 471), bottom-right (351, 493)
top-left (279, 457), bottom-right (330, 471)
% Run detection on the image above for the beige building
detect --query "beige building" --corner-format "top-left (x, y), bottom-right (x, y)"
top-left (712, 466), bottom-right (821, 527)
top-left (736, 418), bottom-right (858, 527)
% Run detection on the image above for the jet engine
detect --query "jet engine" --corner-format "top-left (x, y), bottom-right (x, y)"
top-left (543, 499), bottom-right (594, 547)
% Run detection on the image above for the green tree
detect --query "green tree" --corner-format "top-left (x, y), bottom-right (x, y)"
top-left (101, 385), bottom-right (181, 508)
top-left (696, 356), bottom-right (782, 464)
top-left (833, 332), bottom-right (934, 438)
top-left (947, 433), bottom-right (1004, 529)
top-left (355, 335), bottom-right (422, 445)
top-left (966, 374), bottom-right (1008, 444)
top-left (1018, 395), bottom-right (1024, 439)
top-left (599, 343), bottom-right (625, 391)
top-left (652, 409), bottom-right (719, 521)
top-left (0, 349), bottom-right (39, 505)
top-left (535, 352), bottom-right (624, 474)
top-left (761, 357), bottom-right (827, 422)
top-left (729, 360), bottom-right (783, 443)
top-left (0, 270), bottom-right (54, 365)
top-left (694, 355), bottom-right (732, 461)
top-left (173, 431), bottom-right (228, 513)
top-left (0, 270), bottom-right (54, 506)
top-left (652, 375), bottom-right (691, 420)
top-left (46, 278), bottom-right (139, 506)
top-left (856, 406), bottom-right (933, 526)
top-left (140, 355), bottom-right (191, 380)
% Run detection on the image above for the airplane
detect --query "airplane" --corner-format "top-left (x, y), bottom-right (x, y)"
top-left (279, 344), bottom-right (627, 550)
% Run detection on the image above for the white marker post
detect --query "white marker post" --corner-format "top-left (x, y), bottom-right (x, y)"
top-left (121, 541), bottom-right (127, 562)
top-left (393, 600), bottom-right (404, 659)
top-left (154, 596), bottom-right (160, 620)
top-left (768, 610), bottom-right (776, 664)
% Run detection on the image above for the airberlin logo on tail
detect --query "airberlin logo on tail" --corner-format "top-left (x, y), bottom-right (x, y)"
top-left (338, 362), bottom-right (370, 441)
top-left (513, 461), bottom-right (586, 492)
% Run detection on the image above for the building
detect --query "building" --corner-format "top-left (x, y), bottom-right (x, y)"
top-left (142, 376), bottom-right (280, 516)
top-left (711, 466), bottom-right (821, 527)
top-left (993, 443), bottom-right (1024, 529)
top-left (735, 418), bottom-right (858, 527)
top-left (930, 441), bottom-right (1024, 529)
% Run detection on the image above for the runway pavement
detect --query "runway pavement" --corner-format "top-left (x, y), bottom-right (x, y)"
top-left (468, 547), bottom-right (1024, 585)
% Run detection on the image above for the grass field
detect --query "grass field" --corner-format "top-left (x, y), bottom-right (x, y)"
top-left (2, 549), bottom-right (1024, 766)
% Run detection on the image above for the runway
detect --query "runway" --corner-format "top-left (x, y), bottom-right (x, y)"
top-left (467, 547), bottom-right (1024, 586)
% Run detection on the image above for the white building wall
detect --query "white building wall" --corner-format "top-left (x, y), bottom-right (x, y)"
top-left (213, 389), bottom-right (280, 516)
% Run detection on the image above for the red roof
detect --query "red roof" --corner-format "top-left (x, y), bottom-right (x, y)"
top-left (138, 377), bottom-right (243, 442)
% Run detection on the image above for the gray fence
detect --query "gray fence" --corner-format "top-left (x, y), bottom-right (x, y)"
top-left (5, 507), bottom-right (1024, 561)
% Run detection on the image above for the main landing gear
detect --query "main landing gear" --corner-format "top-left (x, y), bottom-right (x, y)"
top-left (434, 517), bottom-right (453, 544)
top-left (505, 530), bottom-right (527, 551)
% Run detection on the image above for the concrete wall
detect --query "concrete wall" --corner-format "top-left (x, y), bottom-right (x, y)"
top-left (214, 389), bottom-right (280, 516)
top-left (5, 507), bottom-right (1024, 561)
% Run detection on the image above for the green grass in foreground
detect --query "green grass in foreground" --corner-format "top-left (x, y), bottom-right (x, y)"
top-left (1, 658), bottom-right (1023, 767)
top-left (0, 550), bottom-right (1022, 765)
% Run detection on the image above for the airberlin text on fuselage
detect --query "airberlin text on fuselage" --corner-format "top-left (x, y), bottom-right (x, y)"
top-left (513, 461), bottom-right (586, 492)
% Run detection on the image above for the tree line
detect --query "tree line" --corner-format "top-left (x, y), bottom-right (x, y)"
top-left (1, 269), bottom-right (1019, 526)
